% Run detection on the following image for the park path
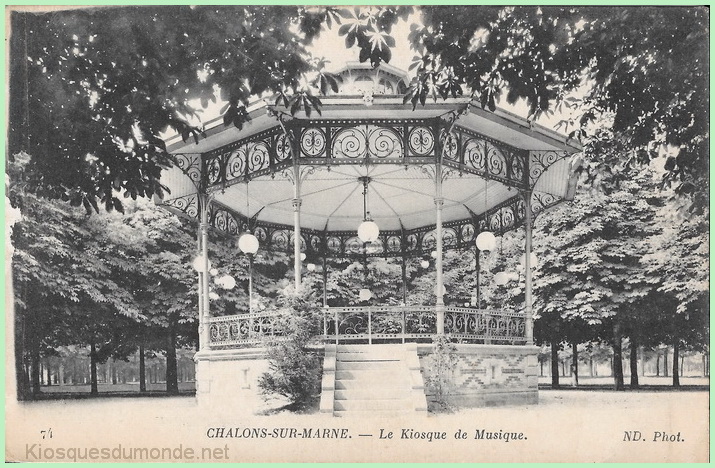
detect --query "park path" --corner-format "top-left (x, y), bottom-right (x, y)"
top-left (6, 390), bottom-right (708, 463)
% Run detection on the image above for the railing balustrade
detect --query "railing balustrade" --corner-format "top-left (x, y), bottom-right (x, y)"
top-left (323, 305), bottom-right (437, 344)
top-left (207, 310), bottom-right (285, 347)
top-left (207, 306), bottom-right (526, 348)
top-left (443, 307), bottom-right (526, 343)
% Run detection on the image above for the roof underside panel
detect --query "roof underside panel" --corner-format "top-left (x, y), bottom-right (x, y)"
top-left (211, 164), bottom-right (518, 232)
top-left (161, 160), bottom-right (197, 199)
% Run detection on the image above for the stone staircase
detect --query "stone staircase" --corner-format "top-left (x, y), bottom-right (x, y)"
top-left (320, 343), bottom-right (427, 417)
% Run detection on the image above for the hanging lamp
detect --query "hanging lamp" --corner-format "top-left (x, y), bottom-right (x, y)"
top-left (237, 181), bottom-right (259, 254)
top-left (357, 176), bottom-right (379, 243)
top-left (475, 180), bottom-right (496, 251)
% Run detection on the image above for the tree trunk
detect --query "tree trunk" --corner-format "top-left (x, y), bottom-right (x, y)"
top-left (30, 346), bottom-right (41, 396)
top-left (609, 356), bottom-right (614, 377)
top-left (539, 359), bottom-right (544, 377)
top-left (139, 343), bottom-right (146, 392)
top-left (561, 360), bottom-right (565, 377)
top-left (111, 358), bottom-right (117, 385)
top-left (612, 322), bottom-right (625, 390)
top-left (90, 343), bottom-right (99, 395)
top-left (656, 353), bottom-right (660, 376)
top-left (703, 354), bottom-right (709, 377)
top-left (680, 355), bottom-right (685, 377)
top-left (589, 356), bottom-right (594, 377)
top-left (166, 330), bottom-right (179, 395)
top-left (571, 342), bottom-right (579, 387)
top-left (46, 359), bottom-right (52, 386)
top-left (630, 336), bottom-right (639, 389)
top-left (663, 347), bottom-right (669, 377)
top-left (672, 339), bottom-right (680, 387)
top-left (639, 346), bottom-right (645, 377)
top-left (550, 340), bottom-right (560, 388)
top-left (15, 309), bottom-right (30, 400)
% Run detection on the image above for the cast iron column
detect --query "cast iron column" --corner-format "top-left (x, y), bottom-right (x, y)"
top-left (524, 190), bottom-right (534, 345)
top-left (292, 155), bottom-right (303, 290)
top-left (434, 160), bottom-right (445, 334)
top-left (248, 254), bottom-right (254, 314)
top-left (322, 256), bottom-right (328, 307)
top-left (198, 192), bottom-right (211, 351)
top-left (401, 255), bottom-right (408, 305)
top-left (292, 198), bottom-right (302, 290)
top-left (475, 244), bottom-right (481, 308)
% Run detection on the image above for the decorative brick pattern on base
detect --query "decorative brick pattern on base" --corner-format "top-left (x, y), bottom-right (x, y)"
top-left (417, 344), bottom-right (539, 408)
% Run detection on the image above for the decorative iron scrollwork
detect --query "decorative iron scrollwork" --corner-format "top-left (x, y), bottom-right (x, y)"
top-left (529, 150), bottom-right (569, 188)
top-left (172, 154), bottom-right (202, 186)
top-left (408, 126), bottom-right (435, 156)
top-left (441, 130), bottom-right (459, 161)
top-left (322, 306), bottom-right (525, 344)
top-left (208, 311), bottom-right (286, 347)
top-left (162, 194), bottom-right (199, 218)
top-left (333, 127), bottom-right (367, 159)
top-left (300, 128), bottom-right (327, 157)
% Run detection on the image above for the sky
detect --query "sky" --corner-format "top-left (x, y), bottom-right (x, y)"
top-left (172, 8), bottom-right (580, 139)
top-left (310, 13), bottom-right (417, 74)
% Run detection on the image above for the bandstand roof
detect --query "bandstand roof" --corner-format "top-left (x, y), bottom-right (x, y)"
top-left (159, 65), bottom-right (581, 259)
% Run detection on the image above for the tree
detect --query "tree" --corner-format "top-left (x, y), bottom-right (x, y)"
top-left (9, 154), bottom-right (141, 397)
top-left (397, 6), bottom-right (708, 212)
top-left (7, 6), bottom-right (388, 212)
top-left (530, 133), bottom-right (663, 390)
top-left (15, 7), bottom-right (706, 215)
top-left (642, 206), bottom-right (709, 387)
top-left (11, 152), bottom-right (211, 397)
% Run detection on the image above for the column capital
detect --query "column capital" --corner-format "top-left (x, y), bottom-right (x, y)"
top-left (433, 197), bottom-right (444, 207)
top-left (292, 198), bottom-right (303, 210)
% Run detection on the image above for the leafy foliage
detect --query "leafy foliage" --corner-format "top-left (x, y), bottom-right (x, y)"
top-left (8, 6), bottom-right (342, 212)
top-left (423, 334), bottom-right (459, 412)
top-left (398, 7), bottom-right (708, 212)
top-left (258, 286), bottom-right (323, 409)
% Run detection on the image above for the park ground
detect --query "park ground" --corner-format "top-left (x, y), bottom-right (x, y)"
top-left (6, 384), bottom-right (708, 463)
top-left (28, 374), bottom-right (708, 397)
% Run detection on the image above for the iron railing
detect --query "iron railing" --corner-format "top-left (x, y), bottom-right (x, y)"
top-left (207, 310), bottom-right (285, 347)
top-left (443, 307), bottom-right (526, 343)
top-left (323, 305), bottom-right (436, 344)
top-left (207, 306), bottom-right (526, 348)
top-left (323, 306), bottom-right (526, 344)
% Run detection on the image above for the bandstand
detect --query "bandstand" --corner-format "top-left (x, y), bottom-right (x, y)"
top-left (160, 63), bottom-right (582, 415)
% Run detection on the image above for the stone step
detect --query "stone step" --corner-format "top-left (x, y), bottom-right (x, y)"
top-left (335, 369), bottom-right (410, 381)
top-left (334, 379), bottom-right (412, 391)
top-left (323, 343), bottom-right (427, 416)
top-left (334, 388), bottom-right (409, 400)
top-left (333, 409), bottom-right (414, 418)
top-left (336, 360), bottom-right (403, 371)
top-left (334, 399), bottom-right (413, 412)
top-left (336, 352), bottom-right (404, 362)
top-left (336, 344), bottom-right (407, 353)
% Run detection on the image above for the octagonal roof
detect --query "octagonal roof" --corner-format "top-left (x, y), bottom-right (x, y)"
top-left (159, 63), bottom-right (581, 257)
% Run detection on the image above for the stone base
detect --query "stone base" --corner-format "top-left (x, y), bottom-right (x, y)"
top-left (194, 348), bottom-right (274, 416)
top-left (417, 344), bottom-right (539, 408)
top-left (194, 343), bottom-right (538, 415)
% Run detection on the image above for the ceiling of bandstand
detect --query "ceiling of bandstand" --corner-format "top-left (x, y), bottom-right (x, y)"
top-left (214, 163), bottom-right (510, 232)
